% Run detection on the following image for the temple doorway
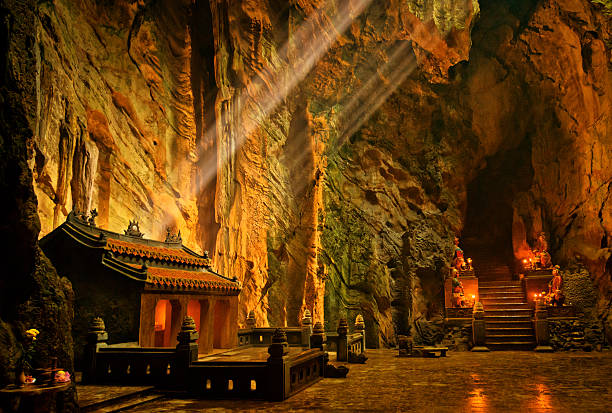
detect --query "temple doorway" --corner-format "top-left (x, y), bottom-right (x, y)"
top-left (154, 299), bottom-right (182, 347)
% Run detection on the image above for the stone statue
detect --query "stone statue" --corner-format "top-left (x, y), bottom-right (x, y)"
top-left (548, 266), bottom-right (564, 306)
top-left (451, 269), bottom-right (467, 307)
top-left (535, 232), bottom-right (549, 253)
top-left (452, 236), bottom-right (466, 270)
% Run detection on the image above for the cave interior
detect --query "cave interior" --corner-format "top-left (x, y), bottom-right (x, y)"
top-left (0, 0), bottom-right (611, 411)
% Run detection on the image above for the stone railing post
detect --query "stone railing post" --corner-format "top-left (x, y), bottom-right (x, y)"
top-left (267, 329), bottom-right (290, 401)
top-left (534, 300), bottom-right (553, 352)
top-left (301, 310), bottom-right (313, 346)
top-left (83, 317), bottom-right (108, 384)
top-left (354, 314), bottom-right (365, 353)
top-left (246, 310), bottom-right (256, 344)
top-left (246, 310), bottom-right (256, 329)
top-left (337, 318), bottom-right (349, 361)
top-left (310, 322), bottom-right (327, 351)
top-left (471, 303), bottom-right (489, 352)
top-left (175, 316), bottom-right (199, 389)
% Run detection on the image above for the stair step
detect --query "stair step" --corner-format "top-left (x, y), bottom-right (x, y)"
top-left (88, 394), bottom-right (164, 413)
top-left (479, 292), bottom-right (524, 297)
top-left (485, 321), bottom-right (533, 328)
top-left (485, 327), bottom-right (533, 335)
top-left (485, 309), bottom-right (532, 314)
top-left (480, 284), bottom-right (522, 288)
top-left (481, 297), bottom-right (527, 304)
top-left (485, 334), bottom-right (534, 341)
top-left (482, 302), bottom-right (530, 306)
top-left (479, 281), bottom-right (522, 286)
top-left (484, 315), bottom-right (532, 321)
top-left (486, 342), bottom-right (536, 350)
top-left (79, 387), bottom-right (159, 413)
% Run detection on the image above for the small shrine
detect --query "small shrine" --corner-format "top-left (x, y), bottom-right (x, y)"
top-left (40, 211), bottom-right (241, 364)
top-left (519, 232), bottom-right (568, 311)
top-left (445, 236), bottom-right (478, 320)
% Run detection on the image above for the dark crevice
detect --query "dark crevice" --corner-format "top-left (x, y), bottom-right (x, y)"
top-left (463, 136), bottom-right (534, 263)
top-left (192, 0), bottom-right (220, 255)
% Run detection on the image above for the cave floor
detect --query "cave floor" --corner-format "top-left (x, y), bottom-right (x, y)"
top-left (100, 349), bottom-right (612, 412)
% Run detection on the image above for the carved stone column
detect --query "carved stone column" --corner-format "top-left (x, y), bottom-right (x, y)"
top-left (246, 310), bottom-right (256, 329)
top-left (354, 314), bottom-right (365, 353)
top-left (175, 316), bottom-right (199, 390)
top-left (301, 309), bottom-right (313, 346)
top-left (337, 318), bottom-right (349, 361)
top-left (267, 329), bottom-right (290, 401)
top-left (83, 317), bottom-right (108, 384)
top-left (310, 321), bottom-right (327, 351)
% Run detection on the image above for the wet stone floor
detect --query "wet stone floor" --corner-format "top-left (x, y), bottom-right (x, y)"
top-left (120, 349), bottom-right (612, 412)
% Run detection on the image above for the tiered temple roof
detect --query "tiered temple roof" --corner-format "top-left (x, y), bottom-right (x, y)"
top-left (43, 211), bottom-right (240, 295)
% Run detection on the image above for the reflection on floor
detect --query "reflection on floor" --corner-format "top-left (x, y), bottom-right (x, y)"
top-left (83, 349), bottom-right (612, 412)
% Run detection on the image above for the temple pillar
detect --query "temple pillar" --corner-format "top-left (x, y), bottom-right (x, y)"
top-left (169, 299), bottom-right (183, 347)
top-left (139, 293), bottom-right (156, 347)
top-left (228, 296), bottom-right (239, 348)
top-left (206, 297), bottom-right (217, 350)
top-left (198, 298), bottom-right (212, 354)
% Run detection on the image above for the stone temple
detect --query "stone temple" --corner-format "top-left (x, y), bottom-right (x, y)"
top-left (0, 0), bottom-right (611, 412)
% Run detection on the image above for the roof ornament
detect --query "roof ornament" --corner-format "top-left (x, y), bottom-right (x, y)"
top-left (165, 227), bottom-right (182, 243)
top-left (87, 209), bottom-right (98, 226)
top-left (124, 220), bottom-right (144, 238)
top-left (72, 208), bottom-right (98, 226)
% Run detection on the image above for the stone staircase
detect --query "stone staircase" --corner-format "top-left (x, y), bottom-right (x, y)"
top-left (479, 280), bottom-right (536, 350)
top-left (465, 244), bottom-right (536, 350)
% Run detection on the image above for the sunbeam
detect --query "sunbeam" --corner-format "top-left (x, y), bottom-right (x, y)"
top-left (190, 0), bottom-right (374, 211)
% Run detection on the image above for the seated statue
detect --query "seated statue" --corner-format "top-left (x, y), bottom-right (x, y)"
top-left (535, 232), bottom-right (549, 254)
top-left (539, 250), bottom-right (552, 269)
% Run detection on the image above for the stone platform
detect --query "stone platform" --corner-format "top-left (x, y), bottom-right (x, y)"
top-left (115, 349), bottom-right (612, 412)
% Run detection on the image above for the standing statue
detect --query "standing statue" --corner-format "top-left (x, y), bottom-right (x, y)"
top-left (451, 269), bottom-right (467, 307)
top-left (548, 266), bottom-right (564, 306)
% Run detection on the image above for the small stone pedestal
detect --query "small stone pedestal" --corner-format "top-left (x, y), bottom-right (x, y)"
top-left (534, 301), bottom-right (554, 353)
top-left (175, 316), bottom-right (199, 389)
top-left (83, 317), bottom-right (108, 384)
top-left (267, 329), bottom-right (290, 401)
top-left (471, 303), bottom-right (489, 352)
top-left (336, 318), bottom-right (349, 361)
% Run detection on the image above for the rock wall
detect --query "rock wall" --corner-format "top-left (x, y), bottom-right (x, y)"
top-left (0, 0), bottom-right (76, 408)
top-left (22, 0), bottom-right (612, 345)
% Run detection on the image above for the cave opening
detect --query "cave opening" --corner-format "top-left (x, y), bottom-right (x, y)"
top-left (462, 138), bottom-right (534, 270)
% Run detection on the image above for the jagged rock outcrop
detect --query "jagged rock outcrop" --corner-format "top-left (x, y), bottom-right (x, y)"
top-left (14, 0), bottom-right (612, 346)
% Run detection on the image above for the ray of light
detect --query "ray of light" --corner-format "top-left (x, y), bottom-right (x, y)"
top-left (193, 0), bottom-right (374, 196)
